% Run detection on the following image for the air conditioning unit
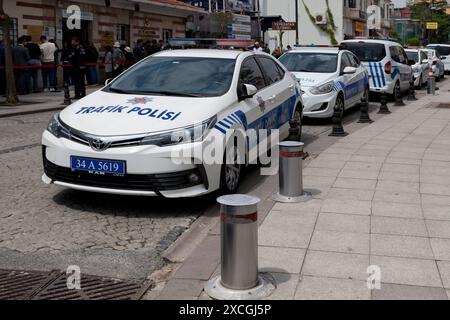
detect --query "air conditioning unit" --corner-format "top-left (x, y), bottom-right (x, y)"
top-left (315, 14), bottom-right (328, 25)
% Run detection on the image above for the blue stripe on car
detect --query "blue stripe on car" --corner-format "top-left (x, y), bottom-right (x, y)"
top-left (377, 63), bottom-right (386, 87)
top-left (368, 63), bottom-right (377, 88)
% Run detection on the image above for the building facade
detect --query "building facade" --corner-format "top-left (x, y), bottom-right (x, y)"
top-left (2, 0), bottom-right (204, 48)
top-left (261, 0), bottom-right (394, 50)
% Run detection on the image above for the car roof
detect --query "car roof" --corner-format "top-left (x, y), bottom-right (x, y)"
top-left (428, 44), bottom-right (450, 47)
top-left (341, 39), bottom-right (400, 46)
top-left (153, 49), bottom-right (247, 59)
top-left (405, 48), bottom-right (421, 52)
top-left (288, 47), bottom-right (340, 54)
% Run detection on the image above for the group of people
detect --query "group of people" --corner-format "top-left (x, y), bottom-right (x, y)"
top-left (252, 41), bottom-right (292, 59)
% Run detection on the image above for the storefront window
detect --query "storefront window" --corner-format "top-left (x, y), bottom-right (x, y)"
top-left (116, 24), bottom-right (130, 45)
top-left (0, 18), bottom-right (18, 46)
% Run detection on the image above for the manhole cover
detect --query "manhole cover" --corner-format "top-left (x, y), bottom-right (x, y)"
top-left (435, 103), bottom-right (450, 109)
top-left (31, 273), bottom-right (149, 300)
top-left (0, 269), bottom-right (59, 300)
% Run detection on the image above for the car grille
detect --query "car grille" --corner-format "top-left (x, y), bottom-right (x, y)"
top-left (43, 150), bottom-right (204, 192)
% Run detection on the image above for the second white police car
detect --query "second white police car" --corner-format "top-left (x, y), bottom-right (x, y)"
top-left (341, 39), bottom-right (413, 98)
top-left (279, 47), bottom-right (368, 119)
top-left (42, 49), bottom-right (303, 198)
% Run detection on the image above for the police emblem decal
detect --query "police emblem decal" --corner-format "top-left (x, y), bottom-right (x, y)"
top-left (256, 96), bottom-right (265, 112)
top-left (127, 97), bottom-right (153, 105)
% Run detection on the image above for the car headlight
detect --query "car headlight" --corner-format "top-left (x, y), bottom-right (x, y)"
top-left (140, 115), bottom-right (217, 147)
top-left (47, 114), bottom-right (70, 139)
top-left (310, 81), bottom-right (335, 95)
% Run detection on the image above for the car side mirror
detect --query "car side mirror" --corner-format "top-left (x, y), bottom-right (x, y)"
top-left (408, 59), bottom-right (416, 66)
top-left (105, 78), bottom-right (112, 86)
top-left (238, 83), bottom-right (258, 101)
top-left (441, 56), bottom-right (447, 60)
top-left (422, 59), bottom-right (429, 64)
top-left (342, 66), bottom-right (357, 75)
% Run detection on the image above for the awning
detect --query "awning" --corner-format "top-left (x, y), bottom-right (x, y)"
top-left (258, 15), bottom-right (285, 32)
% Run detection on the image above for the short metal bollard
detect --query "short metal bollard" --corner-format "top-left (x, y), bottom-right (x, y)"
top-left (329, 101), bottom-right (348, 136)
top-left (378, 90), bottom-right (391, 114)
top-left (407, 79), bottom-right (418, 101)
top-left (394, 85), bottom-right (405, 106)
top-left (428, 73), bottom-right (436, 95)
top-left (204, 195), bottom-right (276, 300)
top-left (61, 81), bottom-right (71, 106)
top-left (357, 92), bottom-right (373, 123)
top-left (271, 141), bottom-right (312, 203)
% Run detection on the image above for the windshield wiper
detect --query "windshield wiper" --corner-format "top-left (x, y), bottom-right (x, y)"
top-left (135, 91), bottom-right (201, 97)
top-left (109, 87), bottom-right (134, 94)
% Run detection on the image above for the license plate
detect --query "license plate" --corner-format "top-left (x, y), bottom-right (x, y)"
top-left (70, 156), bottom-right (126, 175)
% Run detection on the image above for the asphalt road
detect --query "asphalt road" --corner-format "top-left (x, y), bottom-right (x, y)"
top-left (0, 87), bottom-right (429, 280)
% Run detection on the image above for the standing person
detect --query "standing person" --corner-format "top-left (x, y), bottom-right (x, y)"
top-left (286, 45), bottom-right (292, 51)
top-left (263, 43), bottom-right (270, 53)
top-left (12, 36), bottom-right (30, 95)
top-left (158, 40), bottom-right (165, 51)
top-left (61, 41), bottom-right (73, 87)
top-left (49, 39), bottom-right (60, 90)
top-left (123, 46), bottom-right (133, 69)
top-left (133, 39), bottom-right (145, 63)
top-left (69, 37), bottom-right (86, 99)
top-left (40, 35), bottom-right (57, 92)
top-left (84, 41), bottom-right (98, 86)
top-left (0, 40), bottom-right (5, 95)
top-left (112, 41), bottom-right (125, 78)
top-left (272, 47), bottom-right (282, 59)
top-left (25, 36), bottom-right (41, 93)
top-left (103, 45), bottom-right (113, 80)
top-left (252, 41), bottom-right (263, 53)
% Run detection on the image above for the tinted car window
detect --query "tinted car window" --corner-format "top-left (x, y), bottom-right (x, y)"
top-left (398, 47), bottom-right (408, 64)
top-left (406, 51), bottom-right (419, 63)
top-left (239, 58), bottom-right (266, 90)
top-left (342, 42), bottom-right (386, 62)
top-left (390, 47), bottom-right (401, 63)
top-left (256, 57), bottom-right (283, 85)
top-left (340, 53), bottom-right (352, 72)
top-left (279, 52), bottom-right (338, 73)
top-left (428, 45), bottom-right (450, 56)
top-left (347, 53), bottom-right (360, 67)
top-left (108, 57), bottom-right (235, 97)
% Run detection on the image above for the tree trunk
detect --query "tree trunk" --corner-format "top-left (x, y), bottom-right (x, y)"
top-left (1, 0), bottom-right (18, 104)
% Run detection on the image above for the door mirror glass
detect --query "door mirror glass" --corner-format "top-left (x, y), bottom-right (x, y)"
top-left (342, 66), bottom-right (357, 74)
top-left (238, 83), bottom-right (258, 100)
top-left (408, 59), bottom-right (416, 66)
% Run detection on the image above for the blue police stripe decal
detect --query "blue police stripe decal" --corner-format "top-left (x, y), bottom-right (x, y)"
top-left (391, 67), bottom-right (400, 80)
top-left (368, 63), bottom-right (377, 88)
top-left (377, 63), bottom-right (386, 87)
top-left (373, 62), bottom-right (382, 88)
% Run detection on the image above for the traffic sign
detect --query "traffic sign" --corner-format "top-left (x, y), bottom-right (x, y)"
top-left (426, 22), bottom-right (438, 30)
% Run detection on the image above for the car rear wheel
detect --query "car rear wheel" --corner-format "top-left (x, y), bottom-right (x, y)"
top-left (391, 81), bottom-right (401, 101)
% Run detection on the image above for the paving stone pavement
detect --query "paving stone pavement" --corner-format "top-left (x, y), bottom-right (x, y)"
top-left (154, 81), bottom-right (450, 300)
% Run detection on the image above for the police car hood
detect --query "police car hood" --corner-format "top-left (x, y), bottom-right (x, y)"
top-left (59, 90), bottom-right (223, 136)
top-left (291, 72), bottom-right (335, 88)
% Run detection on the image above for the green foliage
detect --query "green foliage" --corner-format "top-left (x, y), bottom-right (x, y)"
top-left (409, 0), bottom-right (450, 44)
top-left (406, 37), bottom-right (421, 46)
top-left (302, 0), bottom-right (338, 45)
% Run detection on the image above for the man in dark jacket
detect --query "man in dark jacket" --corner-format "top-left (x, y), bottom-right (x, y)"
top-left (12, 36), bottom-right (30, 95)
top-left (69, 37), bottom-right (86, 99)
top-left (133, 39), bottom-right (145, 63)
top-left (25, 35), bottom-right (41, 93)
top-left (84, 41), bottom-right (98, 85)
top-left (0, 40), bottom-right (5, 95)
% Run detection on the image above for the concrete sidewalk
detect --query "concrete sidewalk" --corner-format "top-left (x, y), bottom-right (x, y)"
top-left (0, 85), bottom-right (102, 118)
top-left (152, 81), bottom-right (450, 300)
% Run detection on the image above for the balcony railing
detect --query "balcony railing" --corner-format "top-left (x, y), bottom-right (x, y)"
top-left (344, 7), bottom-right (368, 21)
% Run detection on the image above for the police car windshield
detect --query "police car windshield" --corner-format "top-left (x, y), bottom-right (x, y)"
top-left (279, 52), bottom-right (338, 73)
top-left (107, 57), bottom-right (236, 97)
top-left (342, 42), bottom-right (386, 62)
top-left (406, 51), bottom-right (419, 63)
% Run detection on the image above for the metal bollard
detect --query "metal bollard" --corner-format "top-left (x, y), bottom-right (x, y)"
top-left (407, 79), bottom-right (418, 101)
top-left (271, 141), bottom-right (311, 203)
top-left (329, 101), bottom-right (348, 136)
top-left (428, 73), bottom-right (436, 95)
top-left (378, 90), bottom-right (391, 114)
top-left (394, 85), bottom-right (405, 106)
top-left (204, 195), bottom-right (275, 300)
top-left (357, 93), bottom-right (373, 123)
top-left (61, 81), bottom-right (71, 106)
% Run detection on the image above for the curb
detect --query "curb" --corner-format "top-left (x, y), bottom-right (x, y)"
top-left (0, 105), bottom-right (65, 118)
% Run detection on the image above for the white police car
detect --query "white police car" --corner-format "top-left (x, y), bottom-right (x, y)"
top-left (426, 44), bottom-right (450, 73)
top-left (405, 48), bottom-right (428, 88)
top-left (341, 39), bottom-right (413, 98)
top-left (42, 49), bottom-right (303, 198)
top-left (279, 47), bottom-right (368, 119)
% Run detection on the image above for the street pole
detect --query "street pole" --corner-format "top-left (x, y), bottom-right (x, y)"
top-left (295, 0), bottom-right (299, 45)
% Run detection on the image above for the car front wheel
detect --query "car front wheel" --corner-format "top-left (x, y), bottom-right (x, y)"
top-left (220, 145), bottom-right (242, 194)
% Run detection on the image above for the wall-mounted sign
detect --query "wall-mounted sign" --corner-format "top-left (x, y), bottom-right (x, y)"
top-left (62, 10), bottom-right (93, 21)
top-left (272, 22), bottom-right (297, 31)
top-left (426, 22), bottom-right (438, 30)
